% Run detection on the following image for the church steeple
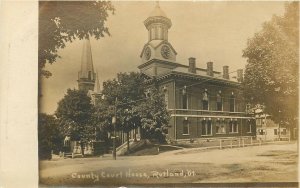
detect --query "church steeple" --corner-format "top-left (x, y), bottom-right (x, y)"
top-left (78, 39), bottom-right (96, 92)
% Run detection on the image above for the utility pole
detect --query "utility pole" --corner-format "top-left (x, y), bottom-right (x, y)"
top-left (278, 110), bottom-right (281, 141)
top-left (264, 114), bottom-right (267, 141)
top-left (112, 98), bottom-right (117, 160)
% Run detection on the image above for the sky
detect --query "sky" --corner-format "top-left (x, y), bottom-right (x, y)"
top-left (40, 1), bottom-right (286, 114)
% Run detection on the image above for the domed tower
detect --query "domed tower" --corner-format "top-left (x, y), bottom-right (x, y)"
top-left (140, 2), bottom-right (177, 64)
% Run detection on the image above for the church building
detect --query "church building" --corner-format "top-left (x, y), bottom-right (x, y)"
top-left (64, 39), bottom-right (102, 156)
top-left (139, 3), bottom-right (256, 142)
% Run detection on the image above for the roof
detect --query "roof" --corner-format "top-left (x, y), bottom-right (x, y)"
top-left (171, 66), bottom-right (239, 81)
top-left (139, 59), bottom-right (241, 85)
top-left (149, 3), bottom-right (168, 18)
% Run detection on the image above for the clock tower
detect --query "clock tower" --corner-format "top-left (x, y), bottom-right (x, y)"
top-left (140, 2), bottom-right (177, 64)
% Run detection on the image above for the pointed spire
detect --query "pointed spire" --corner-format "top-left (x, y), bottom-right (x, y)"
top-left (94, 71), bottom-right (101, 93)
top-left (79, 38), bottom-right (95, 80)
top-left (149, 1), bottom-right (168, 18)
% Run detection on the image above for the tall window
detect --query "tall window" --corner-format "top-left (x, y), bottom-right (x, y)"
top-left (216, 119), bottom-right (226, 134)
top-left (229, 93), bottom-right (235, 112)
top-left (229, 120), bottom-right (238, 133)
top-left (216, 92), bottom-right (223, 111)
top-left (182, 94), bottom-right (187, 109)
top-left (202, 90), bottom-right (209, 110)
top-left (151, 27), bottom-right (155, 39)
top-left (161, 27), bottom-right (165, 40)
top-left (183, 119), bottom-right (189, 135)
top-left (202, 119), bottom-right (212, 135)
top-left (88, 71), bottom-right (92, 80)
top-left (246, 119), bottom-right (254, 133)
top-left (155, 27), bottom-right (158, 39)
top-left (182, 86), bottom-right (188, 109)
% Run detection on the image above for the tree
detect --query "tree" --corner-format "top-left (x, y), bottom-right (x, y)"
top-left (38, 113), bottom-right (63, 160)
top-left (242, 2), bottom-right (298, 132)
top-left (95, 72), bottom-right (170, 152)
top-left (39, 1), bottom-right (115, 78)
top-left (137, 87), bottom-right (170, 143)
top-left (55, 89), bottom-right (95, 155)
top-left (95, 72), bottom-right (144, 151)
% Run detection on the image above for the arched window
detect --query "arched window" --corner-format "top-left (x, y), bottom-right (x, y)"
top-left (229, 93), bottom-right (235, 112)
top-left (165, 29), bottom-right (168, 41)
top-left (161, 27), bottom-right (165, 40)
top-left (216, 91), bottom-right (223, 111)
top-left (154, 27), bottom-right (158, 39)
top-left (202, 90), bottom-right (209, 110)
top-left (158, 26), bottom-right (162, 39)
top-left (182, 86), bottom-right (188, 109)
top-left (151, 27), bottom-right (155, 40)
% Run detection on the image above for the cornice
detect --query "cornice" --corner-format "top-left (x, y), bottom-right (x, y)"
top-left (144, 16), bottom-right (172, 29)
top-left (143, 71), bottom-right (241, 87)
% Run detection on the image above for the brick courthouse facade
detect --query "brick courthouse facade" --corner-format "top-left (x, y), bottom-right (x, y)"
top-left (139, 3), bottom-right (255, 142)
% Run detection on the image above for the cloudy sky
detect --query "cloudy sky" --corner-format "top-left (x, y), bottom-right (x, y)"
top-left (40, 1), bottom-right (286, 114)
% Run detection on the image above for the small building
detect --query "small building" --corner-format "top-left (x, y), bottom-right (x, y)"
top-left (256, 114), bottom-right (290, 141)
top-left (138, 3), bottom-right (255, 142)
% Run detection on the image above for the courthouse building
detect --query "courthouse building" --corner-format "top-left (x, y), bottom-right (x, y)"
top-left (138, 3), bottom-right (256, 142)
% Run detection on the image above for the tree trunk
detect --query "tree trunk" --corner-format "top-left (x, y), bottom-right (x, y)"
top-left (80, 142), bottom-right (85, 156)
top-left (127, 131), bottom-right (130, 153)
top-left (134, 128), bottom-right (137, 142)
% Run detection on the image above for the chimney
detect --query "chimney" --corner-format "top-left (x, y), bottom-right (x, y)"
top-left (237, 69), bottom-right (243, 82)
top-left (188, 57), bottom-right (196, 73)
top-left (207, 62), bottom-right (213, 76)
top-left (223, 66), bottom-right (229, 79)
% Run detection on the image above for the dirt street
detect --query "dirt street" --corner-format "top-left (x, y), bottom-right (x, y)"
top-left (39, 142), bottom-right (298, 186)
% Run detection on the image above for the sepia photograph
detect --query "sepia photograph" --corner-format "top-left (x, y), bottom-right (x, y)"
top-left (37, 1), bottom-right (298, 187)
